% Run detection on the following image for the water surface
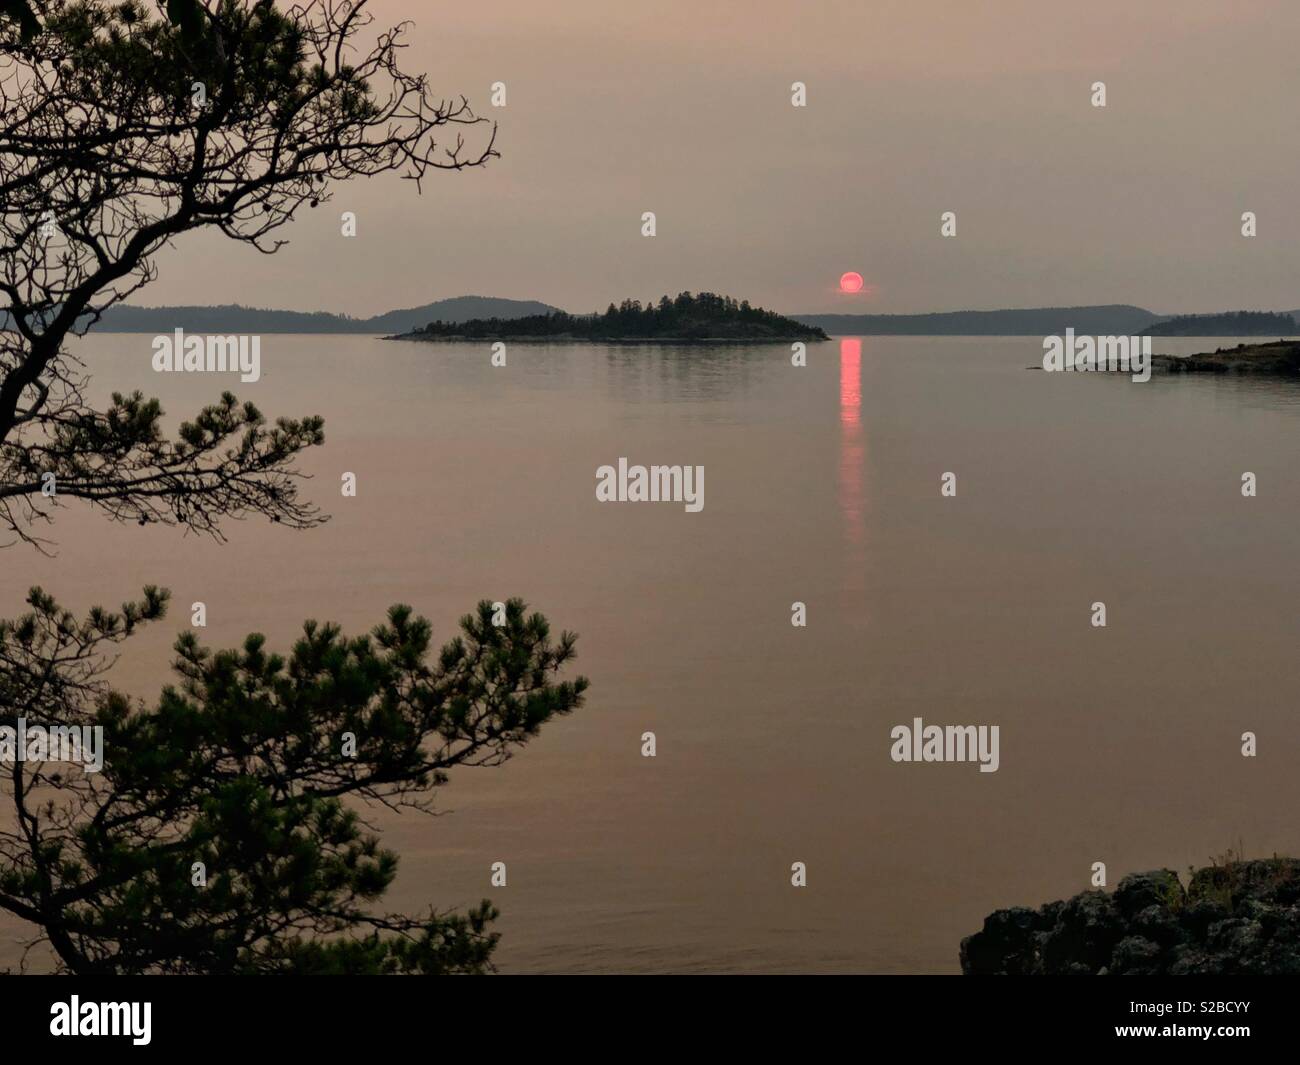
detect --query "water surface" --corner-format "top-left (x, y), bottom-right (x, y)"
top-left (3, 333), bottom-right (1297, 972)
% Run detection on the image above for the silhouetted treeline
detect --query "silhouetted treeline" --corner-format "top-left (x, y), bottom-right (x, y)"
top-left (6, 296), bottom-right (560, 335)
top-left (411, 292), bottom-right (830, 341)
top-left (1143, 311), bottom-right (1296, 336)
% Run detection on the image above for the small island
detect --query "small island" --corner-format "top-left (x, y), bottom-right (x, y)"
top-left (1153, 339), bottom-right (1300, 374)
top-left (386, 291), bottom-right (830, 343)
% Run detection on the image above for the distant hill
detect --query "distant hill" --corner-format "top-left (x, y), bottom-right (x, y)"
top-left (77, 296), bottom-right (561, 333)
top-left (398, 292), bottom-right (829, 342)
top-left (357, 297), bottom-right (561, 334)
top-left (13, 297), bottom-right (1298, 338)
top-left (794, 305), bottom-right (1163, 336)
top-left (1142, 311), bottom-right (1297, 337)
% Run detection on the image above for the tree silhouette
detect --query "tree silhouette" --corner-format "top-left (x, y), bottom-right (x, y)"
top-left (0, 0), bottom-right (497, 547)
top-left (413, 291), bottom-right (831, 341)
top-left (0, 3), bottom-right (583, 975)
top-left (0, 591), bottom-right (586, 973)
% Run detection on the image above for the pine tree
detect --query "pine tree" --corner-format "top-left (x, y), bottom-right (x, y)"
top-left (0, 591), bottom-right (587, 973)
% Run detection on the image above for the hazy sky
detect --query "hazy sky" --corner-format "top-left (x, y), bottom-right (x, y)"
top-left (143, 0), bottom-right (1300, 316)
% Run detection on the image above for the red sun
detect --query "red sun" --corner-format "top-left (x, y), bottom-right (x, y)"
top-left (839, 271), bottom-right (864, 293)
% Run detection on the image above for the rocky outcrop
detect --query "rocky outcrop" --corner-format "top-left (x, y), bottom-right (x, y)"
top-left (1152, 340), bottom-right (1300, 374)
top-left (961, 859), bottom-right (1300, 974)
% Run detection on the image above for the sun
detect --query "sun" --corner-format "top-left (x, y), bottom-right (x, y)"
top-left (839, 271), bottom-right (864, 294)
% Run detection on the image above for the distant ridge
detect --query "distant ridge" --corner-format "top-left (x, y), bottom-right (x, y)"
top-left (1140, 311), bottom-right (1297, 337)
top-left (14, 298), bottom-right (1298, 337)
top-left (794, 305), bottom-right (1162, 336)
top-left (79, 296), bottom-right (561, 334)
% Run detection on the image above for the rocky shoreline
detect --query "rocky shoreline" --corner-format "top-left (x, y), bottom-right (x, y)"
top-left (961, 858), bottom-right (1300, 974)
top-left (1153, 339), bottom-right (1300, 374)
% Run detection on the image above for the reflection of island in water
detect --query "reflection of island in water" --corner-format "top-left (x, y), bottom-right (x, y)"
top-left (1148, 340), bottom-right (1300, 415)
top-left (387, 292), bottom-right (830, 343)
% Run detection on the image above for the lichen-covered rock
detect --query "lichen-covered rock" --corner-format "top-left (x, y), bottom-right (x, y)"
top-left (1039, 891), bottom-right (1124, 974)
top-left (1111, 935), bottom-right (1162, 974)
top-left (1115, 870), bottom-right (1182, 918)
top-left (959, 906), bottom-right (1041, 975)
top-left (1131, 903), bottom-right (1184, 947)
top-left (961, 858), bottom-right (1300, 975)
top-left (1181, 897), bottom-right (1229, 936)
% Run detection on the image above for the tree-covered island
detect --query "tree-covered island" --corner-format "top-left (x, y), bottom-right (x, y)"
top-left (1142, 310), bottom-right (1297, 336)
top-left (389, 292), bottom-right (831, 342)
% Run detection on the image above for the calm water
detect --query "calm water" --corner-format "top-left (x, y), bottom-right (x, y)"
top-left (4, 333), bottom-right (1299, 973)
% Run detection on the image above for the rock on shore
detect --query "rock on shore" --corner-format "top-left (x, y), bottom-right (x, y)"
top-left (961, 859), bottom-right (1300, 974)
top-left (1153, 340), bottom-right (1300, 374)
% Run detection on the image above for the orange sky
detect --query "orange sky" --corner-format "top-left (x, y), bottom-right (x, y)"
top-left (142, 0), bottom-right (1300, 315)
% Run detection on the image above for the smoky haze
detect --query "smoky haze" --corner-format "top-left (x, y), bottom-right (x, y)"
top-left (138, 0), bottom-right (1300, 317)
